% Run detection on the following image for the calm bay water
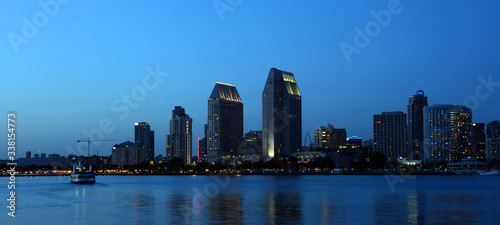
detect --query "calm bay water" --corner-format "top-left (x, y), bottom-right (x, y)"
top-left (1, 175), bottom-right (499, 224)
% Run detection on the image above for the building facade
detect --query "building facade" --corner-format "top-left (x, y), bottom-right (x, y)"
top-left (423, 105), bottom-right (472, 163)
top-left (198, 124), bottom-right (208, 162)
top-left (313, 123), bottom-right (347, 151)
top-left (314, 125), bottom-right (332, 149)
top-left (407, 90), bottom-right (428, 160)
top-left (166, 106), bottom-right (192, 165)
top-left (262, 68), bottom-right (302, 159)
top-left (486, 121), bottom-right (500, 161)
top-left (207, 82), bottom-right (244, 163)
top-left (111, 141), bottom-right (143, 167)
top-left (134, 122), bottom-right (155, 163)
top-left (472, 123), bottom-right (486, 160)
top-left (373, 112), bottom-right (407, 161)
top-left (244, 130), bottom-right (263, 156)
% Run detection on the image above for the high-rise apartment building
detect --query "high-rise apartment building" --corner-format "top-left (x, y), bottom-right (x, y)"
top-left (423, 105), bottom-right (472, 163)
top-left (198, 124), bottom-right (208, 161)
top-left (207, 82), bottom-right (244, 163)
top-left (486, 121), bottom-right (500, 161)
top-left (472, 123), bottom-right (486, 160)
top-left (166, 106), bottom-right (192, 165)
top-left (244, 130), bottom-right (263, 156)
top-left (134, 122), bottom-right (154, 162)
top-left (373, 112), bottom-right (407, 161)
top-left (262, 68), bottom-right (302, 159)
top-left (407, 90), bottom-right (428, 160)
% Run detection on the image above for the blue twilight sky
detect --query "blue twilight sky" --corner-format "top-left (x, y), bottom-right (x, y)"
top-left (1, 0), bottom-right (500, 158)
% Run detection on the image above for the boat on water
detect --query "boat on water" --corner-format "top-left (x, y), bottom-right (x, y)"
top-left (479, 170), bottom-right (500, 175)
top-left (71, 162), bottom-right (96, 183)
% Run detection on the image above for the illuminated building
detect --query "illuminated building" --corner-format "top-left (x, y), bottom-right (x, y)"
top-left (313, 124), bottom-right (346, 151)
top-left (166, 106), bottom-right (192, 165)
top-left (262, 68), bottom-right (302, 159)
top-left (486, 121), bottom-right (500, 161)
top-left (373, 111), bottom-right (408, 161)
top-left (207, 82), bottom-right (244, 163)
top-left (111, 141), bottom-right (142, 167)
top-left (198, 124), bottom-right (208, 161)
top-left (423, 105), bottom-right (472, 163)
top-left (407, 90), bottom-right (428, 160)
top-left (244, 130), bottom-right (262, 156)
top-left (472, 123), bottom-right (486, 160)
top-left (134, 122), bottom-right (155, 162)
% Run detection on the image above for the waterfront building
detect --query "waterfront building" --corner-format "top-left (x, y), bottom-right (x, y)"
top-left (486, 121), bottom-right (500, 161)
top-left (407, 90), bottom-right (428, 160)
top-left (244, 130), bottom-right (263, 156)
top-left (198, 124), bottom-right (208, 161)
top-left (373, 111), bottom-right (408, 161)
top-left (262, 68), bottom-right (302, 159)
top-left (423, 105), bottom-right (472, 163)
top-left (207, 82), bottom-right (244, 163)
top-left (472, 123), bottom-right (486, 160)
top-left (111, 141), bottom-right (143, 167)
top-left (166, 106), bottom-right (193, 165)
top-left (134, 122), bottom-right (155, 163)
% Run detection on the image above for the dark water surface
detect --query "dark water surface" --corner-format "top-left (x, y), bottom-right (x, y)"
top-left (1, 175), bottom-right (499, 224)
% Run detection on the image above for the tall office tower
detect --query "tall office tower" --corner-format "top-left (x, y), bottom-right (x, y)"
top-left (166, 106), bottom-right (192, 165)
top-left (486, 121), bottom-right (500, 138)
top-left (207, 82), bottom-right (244, 163)
top-left (472, 123), bottom-right (486, 160)
top-left (486, 121), bottom-right (500, 161)
top-left (262, 68), bottom-right (302, 159)
top-left (134, 122), bottom-right (155, 162)
top-left (407, 90), bottom-right (428, 160)
top-left (244, 130), bottom-right (263, 156)
top-left (373, 112), bottom-right (408, 161)
top-left (198, 124), bottom-right (208, 161)
top-left (423, 105), bottom-right (472, 163)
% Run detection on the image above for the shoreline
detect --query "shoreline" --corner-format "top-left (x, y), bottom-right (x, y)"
top-left (1, 170), bottom-right (458, 177)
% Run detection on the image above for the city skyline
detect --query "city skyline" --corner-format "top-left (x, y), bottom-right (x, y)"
top-left (2, 1), bottom-right (500, 157)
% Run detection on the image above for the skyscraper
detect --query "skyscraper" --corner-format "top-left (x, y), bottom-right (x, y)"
top-left (407, 90), bottom-right (428, 160)
top-left (423, 105), bottom-right (472, 163)
top-left (207, 82), bottom-right (244, 163)
top-left (486, 121), bottom-right (500, 138)
top-left (166, 106), bottom-right (192, 165)
top-left (472, 123), bottom-right (486, 160)
top-left (134, 122), bottom-right (154, 162)
top-left (244, 130), bottom-right (263, 156)
top-left (198, 124), bottom-right (208, 162)
top-left (373, 112), bottom-right (407, 161)
top-left (262, 68), bottom-right (302, 159)
top-left (486, 121), bottom-right (500, 161)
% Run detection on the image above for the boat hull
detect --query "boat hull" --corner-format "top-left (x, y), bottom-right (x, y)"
top-left (70, 174), bottom-right (96, 184)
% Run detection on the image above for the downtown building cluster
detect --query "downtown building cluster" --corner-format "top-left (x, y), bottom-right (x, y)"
top-left (200, 67), bottom-right (303, 164)
top-left (372, 90), bottom-right (500, 166)
top-left (11, 71), bottom-right (500, 169)
top-left (111, 67), bottom-right (304, 167)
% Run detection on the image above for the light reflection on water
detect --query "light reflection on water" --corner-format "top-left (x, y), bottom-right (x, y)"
top-left (1, 175), bottom-right (499, 224)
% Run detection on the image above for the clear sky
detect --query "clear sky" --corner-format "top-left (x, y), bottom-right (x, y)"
top-left (2, 0), bottom-right (500, 158)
